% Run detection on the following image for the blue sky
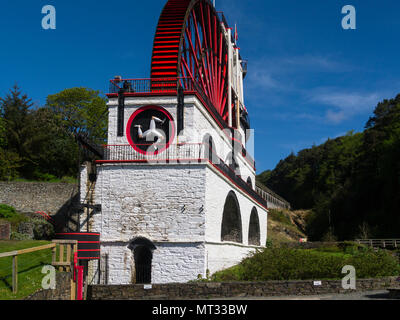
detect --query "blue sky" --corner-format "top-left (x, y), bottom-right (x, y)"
top-left (0, 0), bottom-right (399, 173)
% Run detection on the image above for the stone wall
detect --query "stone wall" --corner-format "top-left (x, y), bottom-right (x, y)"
top-left (88, 277), bottom-right (399, 300)
top-left (26, 272), bottom-right (72, 300)
top-left (0, 182), bottom-right (78, 214)
top-left (0, 223), bottom-right (10, 240)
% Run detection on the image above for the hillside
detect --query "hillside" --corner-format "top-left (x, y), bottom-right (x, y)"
top-left (258, 94), bottom-right (400, 241)
top-left (267, 209), bottom-right (310, 244)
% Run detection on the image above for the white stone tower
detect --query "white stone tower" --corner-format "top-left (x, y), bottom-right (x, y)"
top-left (81, 0), bottom-right (288, 285)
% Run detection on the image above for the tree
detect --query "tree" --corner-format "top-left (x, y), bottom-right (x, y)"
top-left (257, 93), bottom-right (400, 240)
top-left (46, 87), bottom-right (108, 145)
top-left (0, 85), bottom-right (34, 156)
top-left (0, 85), bottom-right (34, 178)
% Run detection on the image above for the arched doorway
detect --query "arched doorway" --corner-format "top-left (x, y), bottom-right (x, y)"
top-left (221, 191), bottom-right (242, 243)
top-left (128, 237), bottom-right (156, 284)
top-left (202, 134), bottom-right (216, 163)
top-left (248, 208), bottom-right (260, 246)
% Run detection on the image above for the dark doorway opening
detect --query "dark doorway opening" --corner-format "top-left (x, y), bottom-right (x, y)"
top-left (128, 237), bottom-right (156, 284)
top-left (134, 246), bottom-right (153, 284)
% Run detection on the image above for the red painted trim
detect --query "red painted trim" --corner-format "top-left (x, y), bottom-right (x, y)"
top-left (78, 241), bottom-right (100, 244)
top-left (125, 105), bottom-right (176, 156)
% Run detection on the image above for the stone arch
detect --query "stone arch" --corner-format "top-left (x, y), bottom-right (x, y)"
top-left (221, 191), bottom-right (243, 243)
top-left (128, 237), bottom-right (156, 284)
top-left (248, 208), bottom-right (261, 246)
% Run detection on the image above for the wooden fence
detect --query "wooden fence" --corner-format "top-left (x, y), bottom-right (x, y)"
top-left (355, 239), bottom-right (400, 248)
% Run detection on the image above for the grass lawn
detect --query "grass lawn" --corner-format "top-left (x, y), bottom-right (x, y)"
top-left (0, 240), bottom-right (52, 300)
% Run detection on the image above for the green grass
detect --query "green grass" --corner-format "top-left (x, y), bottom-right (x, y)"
top-left (268, 209), bottom-right (293, 226)
top-left (0, 240), bottom-right (52, 300)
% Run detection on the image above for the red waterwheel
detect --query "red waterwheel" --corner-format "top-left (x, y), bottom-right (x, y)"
top-left (151, 0), bottom-right (230, 122)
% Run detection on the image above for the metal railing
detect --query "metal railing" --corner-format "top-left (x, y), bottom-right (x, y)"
top-left (255, 184), bottom-right (291, 210)
top-left (107, 77), bottom-right (256, 170)
top-left (100, 143), bottom-right (268, 209)
top-left (103, 143), bottom-right (206, 163)
top-left (109, 77), bottom-right (196, 95)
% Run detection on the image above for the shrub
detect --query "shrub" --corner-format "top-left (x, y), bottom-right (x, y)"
top-left (0, 204), bottom-right (18, 219)
top-left (10, 232), bottom-right (31, 241)
top-left (212, 246), bottom-right (400, 282)
top-left (31, 218), bottom-right (55, 240)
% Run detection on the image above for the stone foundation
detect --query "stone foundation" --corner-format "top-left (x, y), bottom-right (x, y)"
top-left (88, 277), bottom-right (398, 300)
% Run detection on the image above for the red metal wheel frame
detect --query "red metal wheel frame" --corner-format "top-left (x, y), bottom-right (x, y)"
top-left (150, 0), bottom-right (229, 123)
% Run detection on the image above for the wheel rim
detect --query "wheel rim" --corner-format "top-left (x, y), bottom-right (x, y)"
top-left (151, 0), bottom-right (229, 122)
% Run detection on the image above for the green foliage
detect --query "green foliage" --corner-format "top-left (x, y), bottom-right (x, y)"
top-left (46, 87), bottom-right (108, 144)
top-left (10, 232), bottom-right (31, 241)
top-left (268, 209), bottom-right (292, 226)
top-left (31, 218), bottom-right (55, 240)
top-left (0, 204), bottom-right (18, 219)
top-left (212, 246), bottom-right (400, 282)
top-left (0, 85), bottom-right (108, 181)
top-left (258, 94), bottom-right (400, 240)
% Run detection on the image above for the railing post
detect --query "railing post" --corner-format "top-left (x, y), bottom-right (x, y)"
top-left (52, 245), bottom-right (57, 265)
top-left (12, 255), bottom-right (18, 294)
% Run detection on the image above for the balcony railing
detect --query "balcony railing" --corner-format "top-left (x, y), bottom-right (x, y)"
top-left (107, 77), bottom-right (256, 171)
top-left (103, 143), bottom-right (206, 163)
top-left (109, 77), bottom-right (196, 95)
top-left (99, 143), bottom-right (268, 209)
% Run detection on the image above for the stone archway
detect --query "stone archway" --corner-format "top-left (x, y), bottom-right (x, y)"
top-left (221, 191), bottom-right (242, 243)
top-left (202, 134), bottom-right (216, 163)
top-left (128, 237), bottom-right (156, 284)
top-left (248, 208), bottom-right (260, 246)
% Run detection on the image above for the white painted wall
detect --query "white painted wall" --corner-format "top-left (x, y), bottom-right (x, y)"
top-left (205, 242), bottom-right (259, 275)
top-left (204, 166), bottom-right (267, 247)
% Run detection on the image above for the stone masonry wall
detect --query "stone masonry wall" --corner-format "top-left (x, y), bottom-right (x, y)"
top-left (88, 277), bottom-right (399, 300)
top-left (0, 182), bottom-right (78, 214)
top-left (26, 272), bottom-right (72, 300)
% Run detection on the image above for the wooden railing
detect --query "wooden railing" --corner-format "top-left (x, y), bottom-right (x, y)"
top-left (0, 243), bottom-right (56, 294)
top-left (52, 240), bottom-right (78, 300)
top-left (52, 240), bottom-right (78, 272)
top-left (0, 240), bottom-right (78, 298)
top-left (355, 239), bottom-right (400, 248)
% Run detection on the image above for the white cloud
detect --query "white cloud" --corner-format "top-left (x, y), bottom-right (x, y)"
top-left (308, 90), bottom-right (381, 124)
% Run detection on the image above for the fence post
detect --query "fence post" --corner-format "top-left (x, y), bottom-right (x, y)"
top-left (12, 255), bottom-right (18, 294)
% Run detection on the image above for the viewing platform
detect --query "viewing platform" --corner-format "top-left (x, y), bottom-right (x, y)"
top-left (94, 143), bottom-right (290, 211)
